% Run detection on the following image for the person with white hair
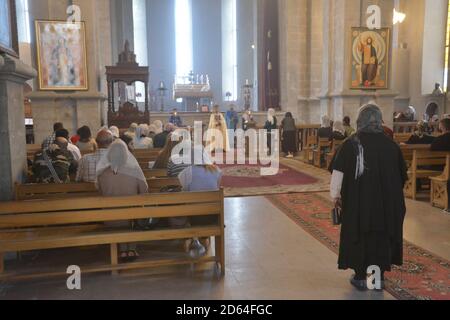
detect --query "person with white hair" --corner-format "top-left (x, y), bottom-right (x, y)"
top-left (318, 115), bottom-right (333, 140)
top-left (264, 108), bottom-right (278, 154)
top-left (153, 122), bottom-right (175, 148)
top-left (96, 139), bottom-right (149, 262)
top-left (125, 123), bottom-right (138, 138)
top-left (153, 120), bottom-right (164, 134)
top-left (133, 124), bottom-right (154, 149)
top-left (109, 126), bottom-right (120, 140)
top-left (329, 103), bottom-right (407, 291)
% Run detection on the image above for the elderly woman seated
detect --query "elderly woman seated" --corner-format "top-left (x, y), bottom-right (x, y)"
top-left (178, 146), bottom-right (222, 257)
top-left (406, 121), bottom-right (435, 145)
top-left (96, 139), bottom-right (149, 262)
top-left (133, 124), bottom-right (154, 150)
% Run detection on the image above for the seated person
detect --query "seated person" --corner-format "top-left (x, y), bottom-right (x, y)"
top-left (431, 118), bottom-right (450, 151)
top-left (318, 115), bottom-right (333, 141)
top-left (133, 124), bottom-right (154, 150)
top-left (178, 147), bottom-right (222, 257)
top-left (406, 121), bottom-right (435, 145)
top-left (96, 140), bottom-right (149, 262)
top-left (169, 109), bottom-right (183, 127)
top-left (32, 137), bottom-right (75, 183)
top-left (55, 129), bottom-right (82, 161)
top-left (332, 121), bottom-right (346, 141)
top-left (153, 123), bottom-right (175, 149)
top-left (124, 123), bottom-right (138, 139)
top-left (42, 122), bottom-right (64, 150)
top-left (76, 130), bottom-right (114, 182)
top-left (120, 134), bottom-right (134, 152)
top-left (76, 126), bottom-right (98, 154)
top-left (343, 116), bottom-right (355, 138)
top-left (153, 133), bottom-right (183, 170)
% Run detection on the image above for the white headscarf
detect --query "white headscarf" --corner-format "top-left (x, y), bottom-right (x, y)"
top-left (96, 139), bottom-right (146, 182)
top-left (148, 124), bottom-right (157, 134)
top-left (267, 108), bottom-right (276, 125)
top-left (109, 126), bottom-right (120, 139)
top-left (321, 115), bottom-right (331, 128)
top-left (153, 120), bottom-right (163, 134)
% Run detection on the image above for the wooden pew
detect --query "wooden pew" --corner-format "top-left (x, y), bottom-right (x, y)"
top-left (0, 190), bottom-right (225, 280)
top-left (312, 138), bottom-right (331, 168)
top-left (399, 144), bottom-right (430, 168)
top-left (15, 183), bottom-right (99, 201)
top-left (26, 144), bottom-right (41, 161)
top-left (394, 133), bottom-right (412, 144)
top-left (15, 178), bottom-right (181, 201)
top-left (144, 169), bottom-right (169, 179)
top-left (326, 139), bottom-right (345, 169)
top-left (404, 150), bottom-right (449, 200)
top-left (301, 128), bottom-right (319, 163)
top-left (430, 154), bottom-right (450, 210)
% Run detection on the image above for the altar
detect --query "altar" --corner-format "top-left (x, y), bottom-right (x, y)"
top-left (173, 83), bottom-right (213, 112)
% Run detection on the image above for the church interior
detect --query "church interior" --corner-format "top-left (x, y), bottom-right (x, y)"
top-left (0, 0), bottom-right (449, 301)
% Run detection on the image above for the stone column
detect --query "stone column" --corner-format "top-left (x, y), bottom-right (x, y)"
top-left (0, 55), bottom-right (37, 201)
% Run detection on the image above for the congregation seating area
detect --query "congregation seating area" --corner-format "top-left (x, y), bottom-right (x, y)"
top-left (0, 190), bottom-right (225, 280)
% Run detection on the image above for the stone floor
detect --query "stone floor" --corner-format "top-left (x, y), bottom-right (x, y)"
top-left (0, 195), bottom-right (448, 300)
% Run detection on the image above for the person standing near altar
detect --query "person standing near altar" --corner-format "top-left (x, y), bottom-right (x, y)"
top-left (206, 105), bottom-right (230, 153)
top-left (226, 105), bottom-right (239, 131)
top-left (169, 109), bottom-right (183, 128)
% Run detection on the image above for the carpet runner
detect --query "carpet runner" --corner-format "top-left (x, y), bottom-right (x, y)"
top-left (266, 192), bottom-right (450, 300)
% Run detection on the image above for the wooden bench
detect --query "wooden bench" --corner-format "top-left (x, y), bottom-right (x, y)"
top-left (394, 133), bottom-right (412, 144)
top-left (430, 154), bottom-right (450, 210)
top-left (15, 178), bottom-right (181, 201)
top-left (312, 138), bottom-right (331, 168)
top-left (300, 128), bottom-right (318, 163)
top-left (404, 150), bottom-right (449, 200)
top-left (326, 139), bottom-right (345, 169)
top-left (26, 144), bottom-right (41, 161)
top-left (0, 190), bottom-right (225, 280)
top-left (144, 169), bottom-right (169, 179)
top-left (399, 144), bottom-right (430, 168)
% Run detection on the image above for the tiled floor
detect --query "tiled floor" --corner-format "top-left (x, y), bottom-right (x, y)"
top-left (0, 196), bottom-right (412, 300)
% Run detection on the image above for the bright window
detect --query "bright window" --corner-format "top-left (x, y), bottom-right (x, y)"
top-left (444, 0), bottom-right (450, 91)
top-left (175, 0), bottom-right (193, 79)
top-left (222, 0), bottom-right (237, 101)
top-left (133, 0), bottom-right (148, 103)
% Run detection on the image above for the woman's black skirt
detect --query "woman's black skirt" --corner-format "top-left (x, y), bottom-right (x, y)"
top-left (282, 130), bottom-right (297, 154)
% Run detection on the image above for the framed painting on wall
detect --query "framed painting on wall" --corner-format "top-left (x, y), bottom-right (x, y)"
top-left (350, 27), bottom-right (390, 90)
top-left (0, 0), bottom-right (19, 57)
top-left (35, 20), bottom-right (89, 91)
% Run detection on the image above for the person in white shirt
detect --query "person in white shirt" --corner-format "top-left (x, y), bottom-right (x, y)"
top-left (55, 129), bottom-right (82, 161)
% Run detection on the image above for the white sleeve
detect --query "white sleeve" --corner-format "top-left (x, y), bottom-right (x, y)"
top-left (330, 170), bottom-right (344, 200)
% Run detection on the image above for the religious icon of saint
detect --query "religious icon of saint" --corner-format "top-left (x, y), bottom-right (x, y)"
top-left (358, 36), bottom-right (378, 86)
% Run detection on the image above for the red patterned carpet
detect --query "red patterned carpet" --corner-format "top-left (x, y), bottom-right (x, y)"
top-left (266, 193), bottom-right (450, 300)
top-left (220, 159), bottom-right (330, 197)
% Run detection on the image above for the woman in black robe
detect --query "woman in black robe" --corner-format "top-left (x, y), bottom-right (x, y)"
top-left (330, 104), bottom-right (408, 291)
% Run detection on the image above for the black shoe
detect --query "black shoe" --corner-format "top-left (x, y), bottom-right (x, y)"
top-left (350, 274), bottom-right (368, 291)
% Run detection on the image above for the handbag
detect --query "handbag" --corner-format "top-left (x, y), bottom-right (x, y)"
top-left (331, 206), bottom-right (342, 226)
